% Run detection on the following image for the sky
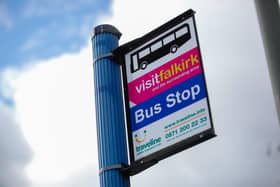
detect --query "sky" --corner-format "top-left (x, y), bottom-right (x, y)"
top-left (0, 0), bottom-right (280, 187)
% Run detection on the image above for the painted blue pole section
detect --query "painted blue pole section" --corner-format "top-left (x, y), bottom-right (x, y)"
top-left (91, 25), bottom-right (130, 187)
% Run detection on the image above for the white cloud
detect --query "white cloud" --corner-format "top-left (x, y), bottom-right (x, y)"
top-left (0, 101), bottom-right (32, 187)
top-left (7, 44), bottom-right (99, 185)
top-left (99, 0), bottom-right (191, 43)
top-left (31, 166), bottom-right (99, 187)
top-left (0, 68), bottom-right (20, 100)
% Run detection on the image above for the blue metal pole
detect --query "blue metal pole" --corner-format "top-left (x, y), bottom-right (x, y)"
top-left (91, 25), bottom-right (130, 187)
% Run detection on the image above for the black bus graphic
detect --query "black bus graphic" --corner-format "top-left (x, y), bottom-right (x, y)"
top-left (130, 23), bottom-right (191, 73)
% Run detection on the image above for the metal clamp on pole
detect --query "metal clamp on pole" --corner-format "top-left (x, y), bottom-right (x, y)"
top-left (93, 52), bottom-right (114, 65)
top-left (99, 163), bottom-right (129, 175)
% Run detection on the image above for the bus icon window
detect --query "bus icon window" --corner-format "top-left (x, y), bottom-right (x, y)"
top-left (139, 48), bottom-right (150, 59)
top-left (163, 34), bottom-right (175, 45)
top-left (130, 23), bottom-right (191, 73)
top-left (151, 41), bottom-right (162, 52)
top-left (175, 26), bottom-right (189, 38)
top-left (132, 55), bottom-right (138, 73)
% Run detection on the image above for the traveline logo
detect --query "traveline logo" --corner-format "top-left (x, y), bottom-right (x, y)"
top-left (134, 130), bottom-right (147, 144)
top-left (136, 137), bottom-right (161, 153)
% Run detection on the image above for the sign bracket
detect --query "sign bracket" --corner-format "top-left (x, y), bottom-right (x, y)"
top-left (121, 160), bottom-right (158, 176)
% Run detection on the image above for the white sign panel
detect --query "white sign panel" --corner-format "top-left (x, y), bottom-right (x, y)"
top-left (119, 10), bottom-right (215, 166)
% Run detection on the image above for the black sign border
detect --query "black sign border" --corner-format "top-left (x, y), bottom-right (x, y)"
top-left (114, 9), bottom-right (216, 176)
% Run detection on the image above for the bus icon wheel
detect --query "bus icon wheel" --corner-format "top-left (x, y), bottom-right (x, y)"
top-left (140, 61), bottom-right (148, 70)
top-left (170, 45), bottom-right (178, 53)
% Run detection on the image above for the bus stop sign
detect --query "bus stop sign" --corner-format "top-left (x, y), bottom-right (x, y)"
top-left (114, 9), bottom-right (215, 175)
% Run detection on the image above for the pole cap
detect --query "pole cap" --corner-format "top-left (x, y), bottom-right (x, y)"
top-left (92, 24), bottom-right (122, 39)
